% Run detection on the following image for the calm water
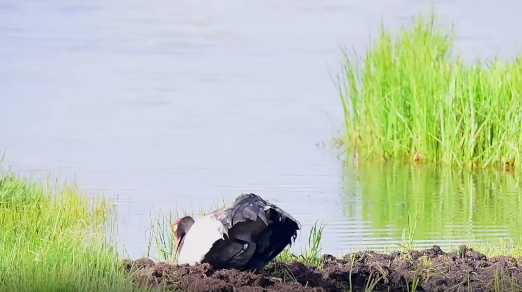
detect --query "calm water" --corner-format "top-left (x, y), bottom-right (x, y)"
top-left (1, 0), bottom-right (522, 259)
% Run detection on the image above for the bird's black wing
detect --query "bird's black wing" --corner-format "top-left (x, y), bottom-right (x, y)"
top-left (213, 193), bottom-right (299, 229)
top-left (214, 193), bottom-right (301, 269)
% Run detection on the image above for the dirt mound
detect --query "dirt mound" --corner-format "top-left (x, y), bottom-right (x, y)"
top-left (124, 245), bottom-right (522, 292)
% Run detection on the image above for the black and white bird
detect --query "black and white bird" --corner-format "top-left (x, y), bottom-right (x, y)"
top-left (171, 193), bottom-right (301, 270)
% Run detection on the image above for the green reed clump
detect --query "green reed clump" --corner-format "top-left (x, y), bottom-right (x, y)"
top-left (340, 13), bottom-right (522, 169)
top-left (0, 171), bottom-right (153, 292)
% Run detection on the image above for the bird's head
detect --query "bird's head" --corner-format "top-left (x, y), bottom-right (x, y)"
top-left (172, 216), bottom-right (195, 258)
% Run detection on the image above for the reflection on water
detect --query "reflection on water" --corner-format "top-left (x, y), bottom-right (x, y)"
top-left (342, 162), bottom-right (522, 253)
top-left (1, 0), bottom-right (522, 259)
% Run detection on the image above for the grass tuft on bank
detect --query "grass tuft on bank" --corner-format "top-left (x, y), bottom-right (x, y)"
top-left (340, 13), bottom-right (522, 170)
top-left (0, 171), bottom-right (154, 292)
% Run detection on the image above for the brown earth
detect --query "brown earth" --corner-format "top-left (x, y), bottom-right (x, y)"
top-left (123, 245), bottom-right (522, 292)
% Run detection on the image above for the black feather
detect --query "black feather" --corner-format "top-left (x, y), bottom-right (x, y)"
top-left (230, 193), bottom-right (301, 268)
top-left (203, 193), bottom-right (301, 270)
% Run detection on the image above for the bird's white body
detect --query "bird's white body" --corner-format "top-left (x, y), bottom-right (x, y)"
top-left (176, 214), bottom-right (228, 265)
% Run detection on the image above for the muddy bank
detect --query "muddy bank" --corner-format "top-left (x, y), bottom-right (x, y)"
top-left (124, 245), bottom-right (522, 292)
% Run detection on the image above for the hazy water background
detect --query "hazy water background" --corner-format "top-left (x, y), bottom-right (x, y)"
top-left (1, 0), bottom-right (522, 259)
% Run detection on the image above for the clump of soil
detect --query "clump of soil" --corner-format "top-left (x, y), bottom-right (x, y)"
top-left (124, 245), bottom-right (522, 292)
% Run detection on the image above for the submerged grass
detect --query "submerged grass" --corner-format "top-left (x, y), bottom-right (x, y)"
top-left (340, 12), bottom-right (522, 170)
top-left (0, 171), bottom-right (155, 292)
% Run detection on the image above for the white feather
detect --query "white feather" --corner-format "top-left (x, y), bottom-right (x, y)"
top-left (176, 214), bottom-right (228, 265)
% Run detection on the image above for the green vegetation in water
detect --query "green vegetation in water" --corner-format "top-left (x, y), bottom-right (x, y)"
top-left (343, 161), bottom-right (522, 252)
top-left (339, 12), bottom-right (522, 170)
top-left (0, 171), bottom-right (157, 292)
